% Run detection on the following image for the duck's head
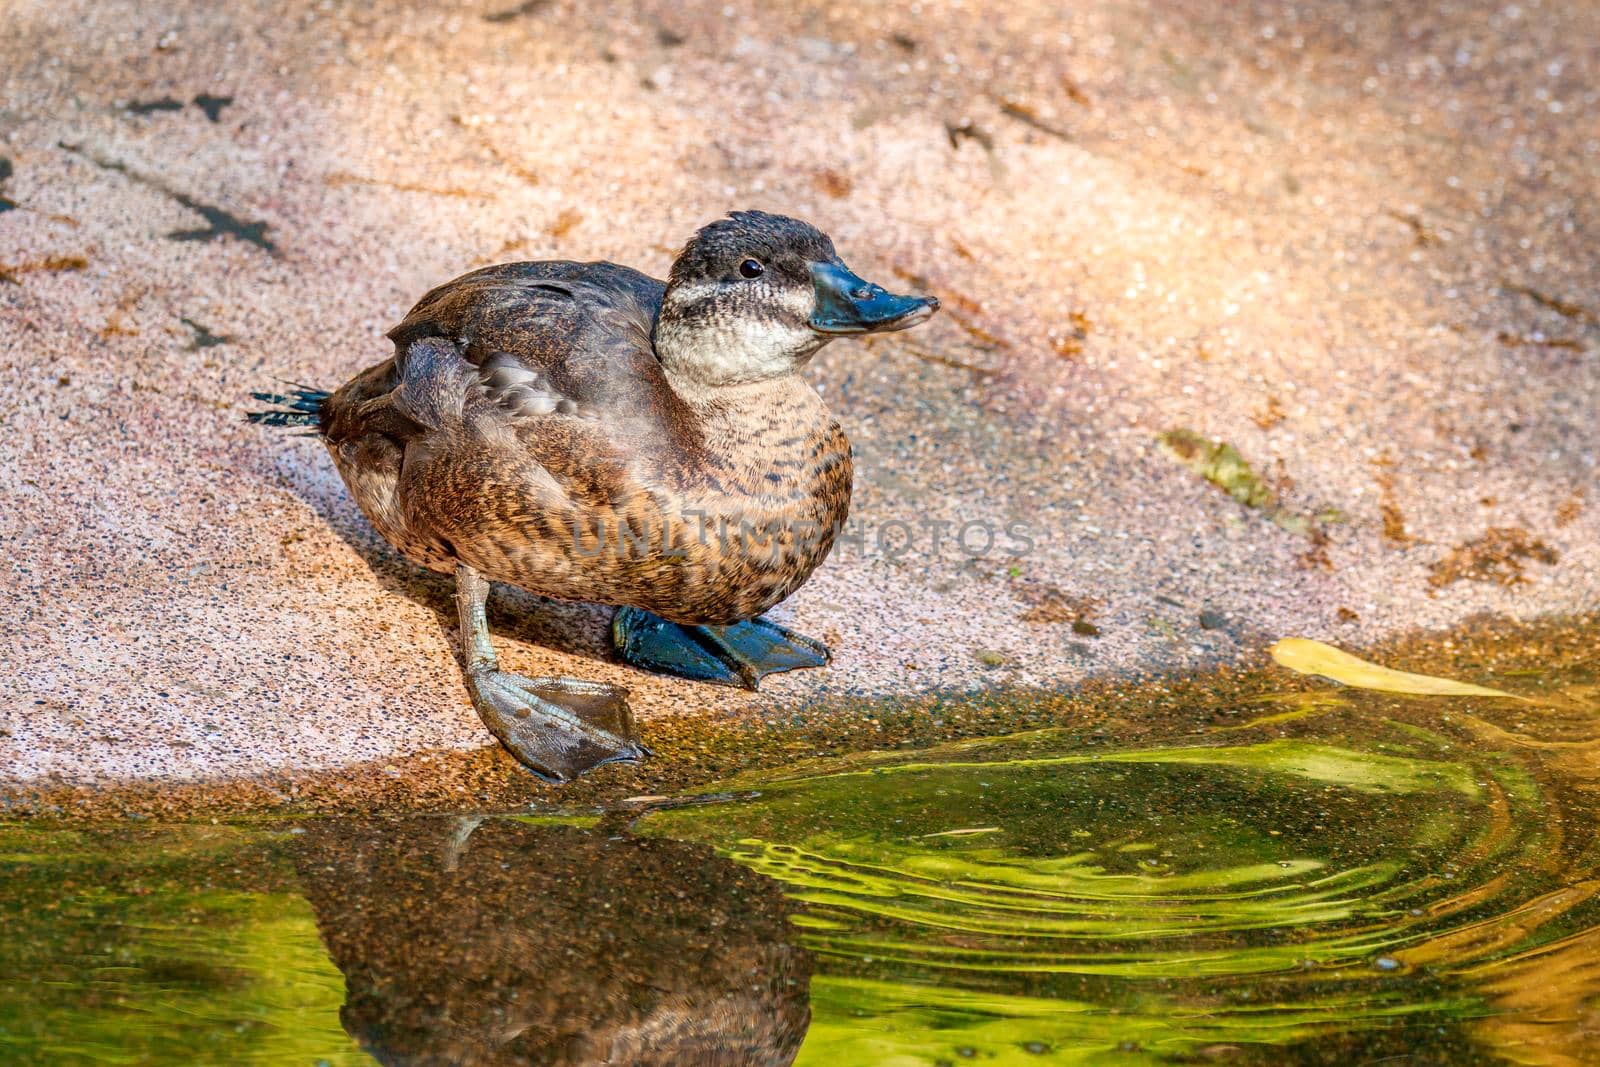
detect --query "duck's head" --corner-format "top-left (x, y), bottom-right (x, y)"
top-left (656, 210), bottom-right (939, 387)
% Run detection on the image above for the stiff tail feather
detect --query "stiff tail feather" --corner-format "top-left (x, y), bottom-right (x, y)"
top-left (247, 387), bottom-right (330, 434)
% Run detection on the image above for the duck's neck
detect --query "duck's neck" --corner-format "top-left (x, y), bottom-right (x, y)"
top-left (665, 369), bottom-right (833, 464)
top-left (653, 299), bottom-right (829, 389)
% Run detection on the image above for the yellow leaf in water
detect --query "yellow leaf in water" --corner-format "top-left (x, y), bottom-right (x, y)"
top-left (1269, 638), bottom-right (1524, 700)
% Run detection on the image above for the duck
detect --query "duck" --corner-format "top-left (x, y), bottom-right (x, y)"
top-left (251, 211), bottom-right (939, 781)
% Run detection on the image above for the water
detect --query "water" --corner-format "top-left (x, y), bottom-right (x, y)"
top-left (3, 627), bottom-right (1598, 1064)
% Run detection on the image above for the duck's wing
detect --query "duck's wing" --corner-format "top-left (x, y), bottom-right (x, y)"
top-left (326, 259), bottom-right (687, 445)
top-left (387, 260), bottom-right (674, 423)
top-left (323, 260), bottom-right (704, 556)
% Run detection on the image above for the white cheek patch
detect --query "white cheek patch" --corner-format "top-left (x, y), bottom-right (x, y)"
top-left (664, 282), bottom-right (723, 307)
top-left (658, 280), bottom-right (824, 385)
top-left (666, 280), bottom-right (816, 316)
top-left (777, 285), bottom-right (816, 318)
top-left (729, 315), bottom-right (816, 351)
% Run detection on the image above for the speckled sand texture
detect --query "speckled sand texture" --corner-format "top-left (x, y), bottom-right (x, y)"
top-left (2, 0), bottom-right (1596, 785)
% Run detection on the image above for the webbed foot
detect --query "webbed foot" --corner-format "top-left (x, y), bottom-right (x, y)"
top-left (454, 563), bottom-right (646, 782)
top-left (612, 608), bottom-right (830, 690)
top-left (469, 671), bottom-right (646, 782)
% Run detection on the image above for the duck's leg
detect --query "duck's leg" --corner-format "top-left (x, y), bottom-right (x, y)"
top-left (611, 607), bottom-right (830, 690)
top-left (455, 564), bottom-right (646, 782)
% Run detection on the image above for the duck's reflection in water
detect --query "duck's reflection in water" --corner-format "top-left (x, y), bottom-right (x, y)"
top-left (295, 817), bottom-right (812, 1066)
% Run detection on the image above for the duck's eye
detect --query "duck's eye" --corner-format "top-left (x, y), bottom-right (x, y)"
top-left (738, 258), bottom-right (764, 279)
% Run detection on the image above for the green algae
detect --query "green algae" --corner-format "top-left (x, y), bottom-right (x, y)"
top-left (1157, 428), bottom-right (1325, 538)
top-left (637, 734), bottom-right (1496, 986)
top-left (792, 975), bottom-right (1474, 1067)
top-left (628, 648), bottom-right (1600, 1064)
top-left (0, 826), bottom-right (361, 1065)
top-left (699, 737), bottom-right (1482, 798)
top-left (1158, 429), bottom-right (1273, 508)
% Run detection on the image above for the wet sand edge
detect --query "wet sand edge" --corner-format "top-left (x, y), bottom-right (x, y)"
top-left (4, 611), bottom-right (1594, 824)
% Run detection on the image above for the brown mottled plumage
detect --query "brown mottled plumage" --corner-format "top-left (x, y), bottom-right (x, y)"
top-left (253, 211), bottom-right (937, 781)
top-left (321, 260), bottom-right (852, 625)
